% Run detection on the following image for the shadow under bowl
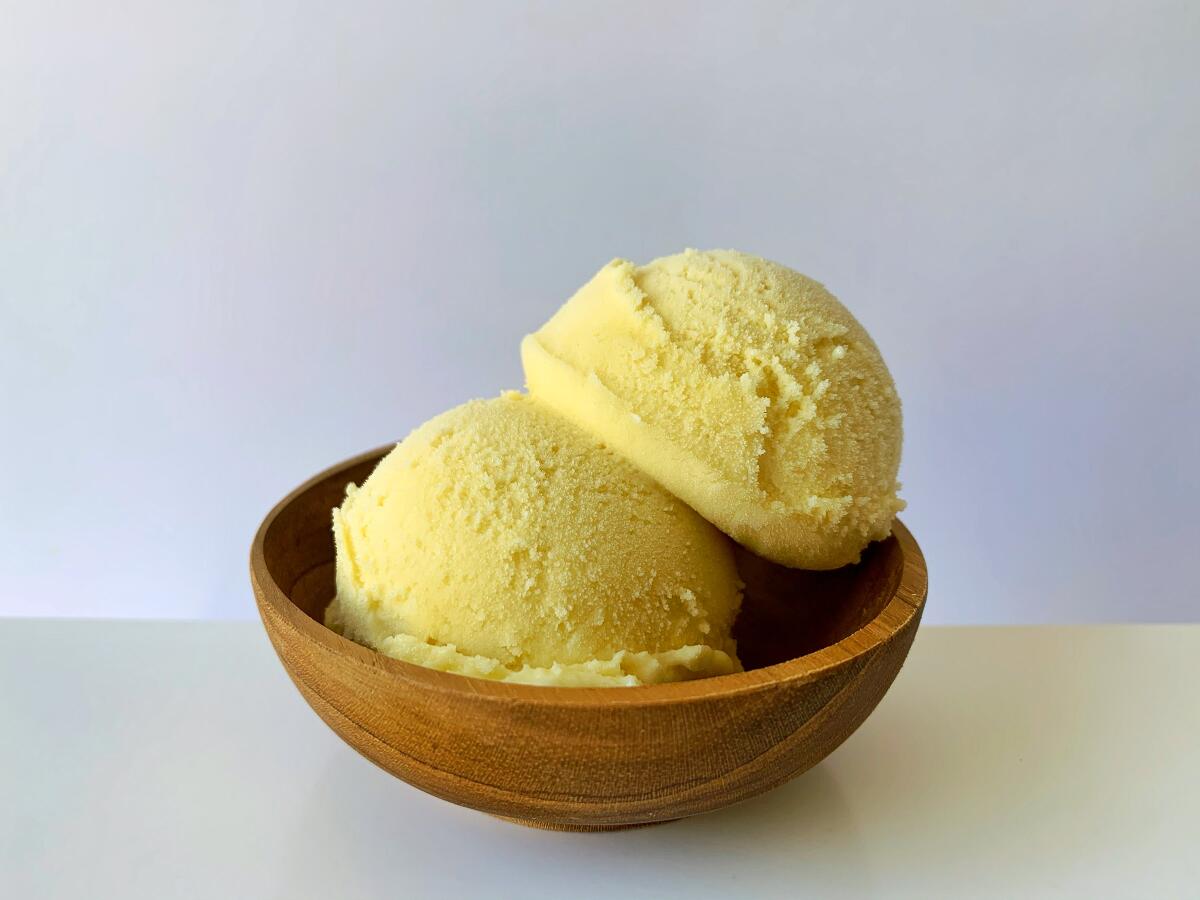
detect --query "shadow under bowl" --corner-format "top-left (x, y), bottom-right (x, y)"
top-left (251, 446), bottom-right (927, 830)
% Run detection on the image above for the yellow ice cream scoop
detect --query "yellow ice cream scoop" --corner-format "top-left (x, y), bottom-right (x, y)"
top-left (522, 249), bottom-right (904, 569)
top-left (325, 391), bottom-right (742, 687)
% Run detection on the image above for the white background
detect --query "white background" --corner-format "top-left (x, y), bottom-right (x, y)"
top-left (2, 1), bottom-right (1197, 623)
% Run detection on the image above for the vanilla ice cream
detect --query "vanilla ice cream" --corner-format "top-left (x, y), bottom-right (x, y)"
top-left (325, 391), bottom-right (742, 686)
top-left (522, 249), bottom-right (903, 569)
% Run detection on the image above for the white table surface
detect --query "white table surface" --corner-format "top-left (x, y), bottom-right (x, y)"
top-left (3, 621), bottom-right (1196, 899)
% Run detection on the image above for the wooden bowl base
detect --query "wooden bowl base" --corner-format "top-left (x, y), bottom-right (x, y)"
top-left (490, 815), bottom-right (676, 832)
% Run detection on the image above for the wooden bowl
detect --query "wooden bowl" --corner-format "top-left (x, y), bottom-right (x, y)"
top-left (251, 446), bottom-right (927, 831)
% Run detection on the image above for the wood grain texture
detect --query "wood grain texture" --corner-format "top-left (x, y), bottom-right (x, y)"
top-left (251, 446), bottom-right (928, 830)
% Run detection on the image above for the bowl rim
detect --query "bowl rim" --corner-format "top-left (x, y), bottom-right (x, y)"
top-left (251, 445), bottom-right (927, 707)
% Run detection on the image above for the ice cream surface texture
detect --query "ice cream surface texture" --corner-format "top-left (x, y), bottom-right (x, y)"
top-left (325, 392), bottom-right (742, 687)
top-left (522, 249), bottom-right (903, 569)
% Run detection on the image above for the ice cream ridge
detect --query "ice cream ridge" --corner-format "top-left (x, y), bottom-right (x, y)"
top-left (328, 249), bottom-right (903, 686)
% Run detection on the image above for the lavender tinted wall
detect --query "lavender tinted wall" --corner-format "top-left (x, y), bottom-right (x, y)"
top-left (2, 1), bottom-right (1197, 622)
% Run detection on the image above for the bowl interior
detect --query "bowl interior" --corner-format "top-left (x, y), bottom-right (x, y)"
top-left (262, 450), bottom-right (904, 672)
